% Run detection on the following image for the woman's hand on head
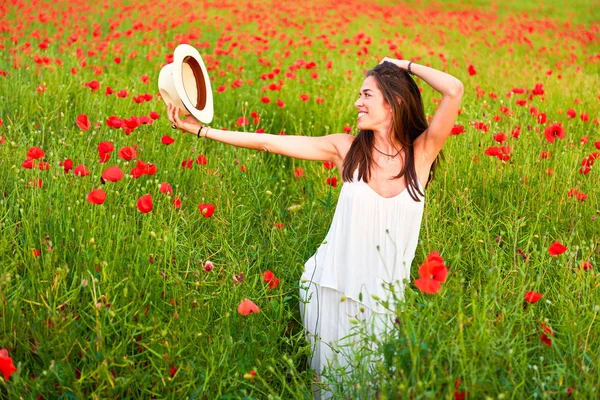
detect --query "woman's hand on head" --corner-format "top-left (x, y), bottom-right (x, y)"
top-left (379, 57), bottom-right (399, 65)
top-left (167, 103), bottom-right (201, 135)
top-left (379, 57), bottom-right (407, 68)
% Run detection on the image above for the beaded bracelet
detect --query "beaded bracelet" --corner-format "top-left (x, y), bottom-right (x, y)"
top-left (407, 61), bottom-right (414, 75)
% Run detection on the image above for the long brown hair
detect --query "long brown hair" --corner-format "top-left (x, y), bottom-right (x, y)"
top-left (342, 61), bottom-right (440, 202)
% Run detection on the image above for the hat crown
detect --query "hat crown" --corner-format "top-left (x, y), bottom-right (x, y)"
top-left (158, 44), bottom-right (213, 124)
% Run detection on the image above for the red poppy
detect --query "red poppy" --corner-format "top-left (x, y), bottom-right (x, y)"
top-left (450, 125), bottom-right (465, 135)
top-left (236, 116), bottom-right (249, 126)
top-left (263, 269), bottom-right (281, 289)
top-left (196, 154), bottom-right (208, 165)
top-left (198, 203), bottom-right (215, 218)
top-left (173, 197), bottom-right (182, 208)
top-left (32, 249), bottom-right (41, 257)
top-left (38, 161), bottom-right (50, 171)
top-left (540, 322), bottom-right (553, 336)
top-left (181, 159), bottom-right (193, 169)
top-left (540, 323), bottom-right (554, 347)
top-left (160, 182), bottom-right (173, 196)
top-left (580, 112), bottom-right (589, 122)
top-left (540, 151), bottom-right (551, 159)
top-left (493, 133), bottom-right (507, 143)
top-left (22, 159), bottom-right (35, 169)
top-left (76, 114), bottom-right (91, 130)
top-left (580, 136), bottom-right (588, 145)
top-left (544, 123), bottom-right (566, 144)
top-left (276, 99), bottom-right (285, 108)
top-left (343, 125), bottom-right (352, 133)
top-left (566, 109), bottom-right (576, 118)
top-left (524, 291), bottom-right (543, 304)
top-left (149, 112), bottom-right (160, 120)
top-left (27, 146), bottom-right (45, 159)
top-left (323, 161), bottom-right (335, 169)
top-left (299, 93), bottom-right (309, 102)
top-left (580, 261), bottom-right (593, 270)
top-left (61, 159), bottom-right (73, 174)
top-left (238, 298), bottom-right (260, 315)
top-left (467, 64), bottom-right (476, 76)
top-left (169, 366), bottom-right (178, 378)
top-left (84, 80), bottom-right (100, 91)
top-left (414, 255), bottom-right (449, 294)
top-left (484, 146), bottom-right (511, 161)
top-left (540, 333), bottom-right (552, 347)
top-left (261, 96), bottom-right (271, 104)
top-left (0, 349), bottom-right (17, 380)
top-left (453, 377), bottom-right (470, 400)
top-left (102, 166), bottom-right (124, 182)
top-left (98, 142), bottom-right (114, 154)
top-left (106, 116), bottom-right (123, 128)
top-left (532, 83), bottom-right (545, 95)
top-left (98, 151), bottom-right (111, 163)
top-left (413, 254), bottom-right (448, 294)
top-left (118, 146), bottom-right (137, 160)
top-left (537, 113), bottom-right (547, 124)
top-left (146, 162), bottom-right (157, 175)
top-left (131, 160), bottom-right (149, 178)
top-left (548, 241), bottom-right (567, 256)
top-left (294, 167), bottom-right (305, 177)
top-left (161, 136), bottom-right (175, 145)
top-left (137, 194), bottom-right (153, 213)
top-left (326, 176), bottom-right (337, 187)
top-left (74, 164), bottom-right (90, 177)
top-left (87, 188), bottom-right (106, 204)
top-left (472, 121), bottom-right (488, 132)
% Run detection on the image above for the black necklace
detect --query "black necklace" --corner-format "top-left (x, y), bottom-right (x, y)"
top-left (373, 145), bottom-right (401, 157)
top-left (373, 145), bottom-right (402, 164)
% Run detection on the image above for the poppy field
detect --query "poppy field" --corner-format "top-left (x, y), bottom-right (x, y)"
top-left (0, 0), bottom-right (599, 398)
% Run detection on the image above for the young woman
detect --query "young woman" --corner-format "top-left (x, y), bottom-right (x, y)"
top-left (167, 58), bottom-right (463, 395)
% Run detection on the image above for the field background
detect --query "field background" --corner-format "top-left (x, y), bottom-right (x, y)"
top-left (0, 0), bottom-right (599, 398)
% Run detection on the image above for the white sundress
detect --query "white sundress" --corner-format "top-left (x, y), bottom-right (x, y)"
top-left (299, 167), bottom-right (425, 396)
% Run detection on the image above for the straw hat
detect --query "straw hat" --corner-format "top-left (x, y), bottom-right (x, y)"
top-left (158, 44), bottom-right (213, 123)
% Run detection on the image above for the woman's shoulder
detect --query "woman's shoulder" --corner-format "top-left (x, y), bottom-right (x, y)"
top-left (324, 133), bottom-right (354, 167)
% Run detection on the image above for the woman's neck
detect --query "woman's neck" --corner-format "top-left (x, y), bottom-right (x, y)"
top-left (372, 129), bottom-right (402, 154)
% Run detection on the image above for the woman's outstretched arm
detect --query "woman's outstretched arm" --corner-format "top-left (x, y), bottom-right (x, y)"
top-left (167, 103), bottom-right (352, 163)
top-left (380, 57), bottom-right (464, 161)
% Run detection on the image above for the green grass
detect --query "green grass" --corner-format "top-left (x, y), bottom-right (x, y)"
top-left (0, 0), bottom-right (599, 398)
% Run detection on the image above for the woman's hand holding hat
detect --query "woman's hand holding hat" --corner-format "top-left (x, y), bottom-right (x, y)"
top-left (167, 103), bottom-right (202, 135)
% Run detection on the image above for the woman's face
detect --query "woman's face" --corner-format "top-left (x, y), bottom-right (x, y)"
top-left (354, 76), bottom-right (392, 133)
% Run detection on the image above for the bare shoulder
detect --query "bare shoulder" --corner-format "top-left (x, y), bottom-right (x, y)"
top-left (324, 133), bottom-right (355, 162)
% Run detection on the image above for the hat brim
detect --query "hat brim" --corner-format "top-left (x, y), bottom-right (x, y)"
top-left (172, 44), bottom-right (214, 124)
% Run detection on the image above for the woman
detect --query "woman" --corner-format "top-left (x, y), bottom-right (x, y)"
top-left (168, 58), bottom-right (463, 395)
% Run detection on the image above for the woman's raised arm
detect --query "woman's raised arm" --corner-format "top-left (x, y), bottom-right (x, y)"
top-left (380, 58), bottom-right (463, 161)
top-left (167, 103), bottom-right (352, 163)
